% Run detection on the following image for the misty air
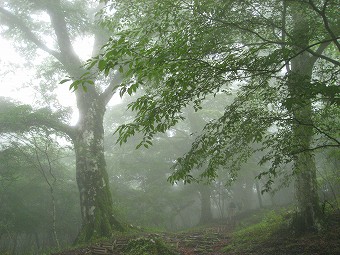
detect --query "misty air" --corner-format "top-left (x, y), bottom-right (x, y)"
top-left (0, 0), bottom-right (339, 255)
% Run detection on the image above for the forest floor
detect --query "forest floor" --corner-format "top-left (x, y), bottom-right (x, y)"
top-left (53, 208), bottom-right (340, 255)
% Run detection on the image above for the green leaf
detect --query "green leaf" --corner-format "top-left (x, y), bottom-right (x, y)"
top-left (69, 80), bottom-right (81, 91)
top-left (120, 87), bottom-right (127, 97)
top-left (119, 65), bottom-right (124, 73)
top-left (127, 86), bottom-right (133, 95)
top-left (82, 84), bottom-right (88, 92)
top-left (87, 59), bottom-right (98, 70)
top-left (59, 78), bottom-right (71, 84)
top-left (80, 71), bottom-right (90, 78)
top-left (104, 67), bottom-right (110, 77)
top-left (98, 59), bottom-right (106, 71)
top-left (87, 80), bottom-right (94, 85)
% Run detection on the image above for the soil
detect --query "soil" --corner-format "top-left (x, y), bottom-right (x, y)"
top-left (52, 222), bottom-right (233, 255)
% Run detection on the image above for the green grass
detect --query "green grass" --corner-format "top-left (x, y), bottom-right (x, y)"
top-left (223, 206), bottom-right (340, 255)
top-left (223, 209), bottom-right (285, 253)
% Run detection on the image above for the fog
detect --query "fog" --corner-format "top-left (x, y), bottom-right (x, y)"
top-left (0, 1), bottom-right (339, 255)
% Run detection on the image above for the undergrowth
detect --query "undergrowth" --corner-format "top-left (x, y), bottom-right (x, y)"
top-left (223, 207), bottom-right (340, 255)
top-left (223, 210), bottom-right (285, 253)
top-left (124, 237), bottom-right (178, 255)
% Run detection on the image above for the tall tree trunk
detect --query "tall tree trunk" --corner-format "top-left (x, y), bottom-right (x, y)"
top-left (254, 178), bottom-right (263, 209)
top-left (74, 96), bottom-right (124, 243)
top-left (288, 8), bottom-right (321, 231)
top-left (289, 77), bottom-right (321, 230)
top-left (198, 184), bottom-right (212, 224)
top-left (47, 2), bottom-right (125, 242)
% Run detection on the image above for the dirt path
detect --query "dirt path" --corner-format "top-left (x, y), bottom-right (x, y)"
top-left (53, 222), bottom-right (234, 255)
top-left (173, 224), bottom-right (232, 255)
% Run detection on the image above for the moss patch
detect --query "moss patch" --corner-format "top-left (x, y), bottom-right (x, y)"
top-left (124, 237), bottom-right (178, 255)
top-left (223, 210), bottom-right (285, 254)
top-left (223, 209), bottom-right (340, 255)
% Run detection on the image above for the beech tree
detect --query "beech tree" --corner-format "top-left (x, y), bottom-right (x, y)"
top-left (0, 1), bottom-right (124, 242)
top-left (93, 0), bottom-right (339, 231)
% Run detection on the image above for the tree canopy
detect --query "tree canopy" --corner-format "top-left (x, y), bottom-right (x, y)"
top-left (89, 0), bottom-right (340, 181)
top-left (89, 0), bottom-right (339, 230)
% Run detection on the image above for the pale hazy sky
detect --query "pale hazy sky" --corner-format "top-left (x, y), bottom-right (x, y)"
top-left (0, 34), bottom-right (102, 125)
top-left (0, 27), bottom-right (124, 126)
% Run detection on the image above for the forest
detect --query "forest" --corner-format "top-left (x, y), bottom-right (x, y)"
top-left (0, 0), bottom-right (339, 254)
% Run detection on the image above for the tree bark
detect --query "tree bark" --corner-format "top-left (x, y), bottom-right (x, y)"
top-left (73, 97), bottom-right (124, 242)
top-left (288, 7), bottom-right (321, 231)
top-left (289, 76), bottom-right (321, 230)
top-left (46, 1), bottom-right (125, 242)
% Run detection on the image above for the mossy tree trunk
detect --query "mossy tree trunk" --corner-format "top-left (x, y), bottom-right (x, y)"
top-left (48, 1), bottom-right (125, 241)
top-left (288, 7), bottom-right (321, 231)
top-left (289, 69), bottom-right (321, 230)
top-left (73, 95), bottom-right (124, 243)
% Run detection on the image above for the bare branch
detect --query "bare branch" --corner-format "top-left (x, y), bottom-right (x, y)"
top-left (259, 116), bottom-right (340, 146)
top-left (283, 38), bottom-right (340, 67)
top-left (307, 0), bottom-right (340, 51)
top-left (0, 107), bottom-right (75, 140)
top-left (281, 0), bottom-right (290, 72)
top-left (291, 144), bottom-right (340, 155)
top-left (292, 117), bottom-right (340, 146)
top-left (44, 1), bottom-right (82, 72)
top-left (100, 68), bottom-right (124, 106)
top-left (0, 6), bottom-right (62, 61)
top-left (307, 40), bottom-right (338, 66)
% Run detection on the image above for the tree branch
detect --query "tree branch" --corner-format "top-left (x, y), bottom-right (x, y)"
top-left (0, 6), bottom-right (62, 61)
top-left (291, 144), bottom-right (340, 155)
top-left (282, 38), bottom-right (340, 68)
top-left (44, 1), bottom-right (82, 74)
top-left (292, 117), bottom-right (340, 146)
top-left (281, 0), bottom-right (290, 72)
top-left (44, 0), bottom-right (100, 106)
top-left (29, 115), bottom-right (76, 140)
top-left (308, 40), bottom-right (336, 66)
top-left (262, 116), bottom-right (340, 146)
top-left (100, 68), bottom-right (125, 106)
top-left (307, 0), bottom-right (340, 52)
top-left (0, 104), bottom-right (75, 140)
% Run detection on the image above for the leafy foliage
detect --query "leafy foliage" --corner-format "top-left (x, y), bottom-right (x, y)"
top-left (91, 0), bottom-right (340, 188)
